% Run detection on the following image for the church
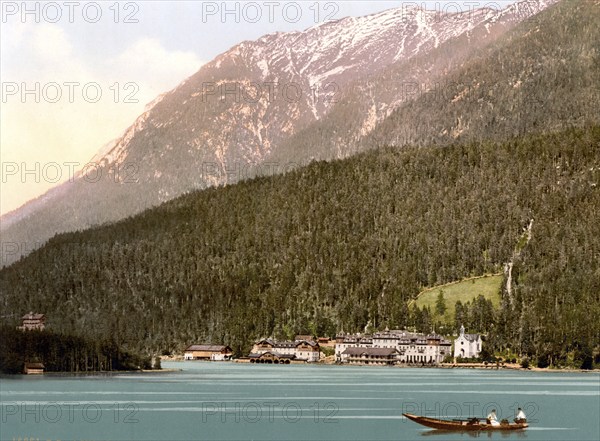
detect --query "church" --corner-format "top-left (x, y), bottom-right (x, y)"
top-left (453, 325), bottom-right (482, 359)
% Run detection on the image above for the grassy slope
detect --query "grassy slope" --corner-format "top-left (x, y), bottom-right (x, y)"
top-left (414, 274), bottom-right (503, 323)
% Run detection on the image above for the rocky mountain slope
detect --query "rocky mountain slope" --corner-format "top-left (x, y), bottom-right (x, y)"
top-left (271, 0), bottom-right (599, 162)
top-left (1, 0), bottom-right (564, 265)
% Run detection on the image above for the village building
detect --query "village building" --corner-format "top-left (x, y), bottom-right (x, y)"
top-left (372, 331), bottom-right (452, 364)
top-left (336, 330), bottom-right (451, 365)
top-left (250, 338), bottom-right (320, 362)
top-left (334, 334), bottom-right (373, 362)
top-left (183, 344), bottom-right (233, 361)
top-left (317, 337), bottom-right (333, 346)
top-left (341, 347), bottom-right (399, 365)
top-left (247, 352), bottom-right (296, 364)
top-left (23, 362), bottom-right (45, 374)
top-left (453, 325), bottom-right (482, 359)
top-left (18, 312), bottom-right (45, 331)
top-left (399, 334), bottom-right (452, 364)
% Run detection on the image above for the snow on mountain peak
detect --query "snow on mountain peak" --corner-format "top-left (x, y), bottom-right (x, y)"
top-left (205, 0), bottom-right (557, 110)
top-left (95, 0), bottom-right (558, 171)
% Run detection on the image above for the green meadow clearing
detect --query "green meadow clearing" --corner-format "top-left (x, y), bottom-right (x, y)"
top-left (414, 274), bottom-right (503, 323)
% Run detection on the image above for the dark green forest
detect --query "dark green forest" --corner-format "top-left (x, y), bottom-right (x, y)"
top-left (1, 126), bottom-right (599, 368)
top-left (0, 326), bottom-right (152, 374)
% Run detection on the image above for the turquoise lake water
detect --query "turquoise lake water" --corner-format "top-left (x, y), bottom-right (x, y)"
top-left (1, 362), bottom-right (598, 441)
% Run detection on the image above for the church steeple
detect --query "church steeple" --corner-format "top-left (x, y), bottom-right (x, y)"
top-left (460, 324), bottom-right (465, 336)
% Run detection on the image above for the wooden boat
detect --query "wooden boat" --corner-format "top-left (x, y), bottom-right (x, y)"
top-left (403, 413), bottom-right (528, 431)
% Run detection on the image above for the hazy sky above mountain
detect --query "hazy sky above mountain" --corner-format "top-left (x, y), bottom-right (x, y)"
top-left (1, 1), bottom-right (518, 215)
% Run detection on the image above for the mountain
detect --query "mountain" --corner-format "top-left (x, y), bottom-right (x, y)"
top-left (270, 0), bottom-right (599, 162)
top-left (0, 0), bottom-right (561, 266)
top-left (364, 0), bottom-right (600, 147)
top-left (1, 125), bottom-right (598, 367)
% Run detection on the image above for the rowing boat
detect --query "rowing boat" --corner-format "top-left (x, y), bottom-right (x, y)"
top-left (403, 413), bottom-right (528, 431)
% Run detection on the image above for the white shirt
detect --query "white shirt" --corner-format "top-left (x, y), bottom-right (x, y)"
top-left (517, 410), bottom-right (526, 419)
top-left (487, 412), bottom-right (500, 426)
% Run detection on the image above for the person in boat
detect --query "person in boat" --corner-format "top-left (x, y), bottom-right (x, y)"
top-left (486, 409), bottom-right (500, 426)
top-left (514, 407), bottom-right (527, 423)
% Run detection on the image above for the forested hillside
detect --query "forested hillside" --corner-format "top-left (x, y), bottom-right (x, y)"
top-left (1, 126), bottom-right (599, 367)
top-left (3, 1), bottom-right (593, 267)
top-left (0, 326), bottom-right (152, 374)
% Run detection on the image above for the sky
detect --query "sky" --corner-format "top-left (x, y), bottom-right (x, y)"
top-left (0, 1), bottom-right (518, 216)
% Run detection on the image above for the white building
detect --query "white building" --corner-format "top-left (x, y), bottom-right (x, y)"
top-left (453, 325), bottom-right (482, 359)
top-left (334, 334), bottom-right (373, 362)
top-left (400, 334), bottom-right (452, 364)
top-left (336, 330), bottom-right (451, 365)
top-left (251, 338), bottom-right (320, 362)
top-left (183, 345), bottom-right (233, 361)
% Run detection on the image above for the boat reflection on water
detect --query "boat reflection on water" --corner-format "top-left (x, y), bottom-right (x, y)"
top-left (419, 429), bottom-right (528, 438)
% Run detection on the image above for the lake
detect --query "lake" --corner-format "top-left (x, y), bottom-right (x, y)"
top-left (1, 362), bottom-right (598, 441)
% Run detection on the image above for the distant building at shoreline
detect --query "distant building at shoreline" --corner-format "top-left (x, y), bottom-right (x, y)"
top-left (336, 330), bottom-right (451, 365)
top-left (18, 312), bottom-right (45, 331)
top-left (453, 325), bottom-right (482, 359)
top-left (341, 347), bottom-right (400, 365)
top-left (249, 338), bottom-right (320, 363)
top-left (23, 362), bottom-right (45, 374)
top-left (184, 344), bottom-right (233, 361)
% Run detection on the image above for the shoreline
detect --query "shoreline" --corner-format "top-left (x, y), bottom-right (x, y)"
top-left (1, 368), bottom-right (182, 377)
top-left (7, 360), bottom-right (592, 375)
top-left (436, 363), bottom-right (599, 373)
top-left (162, 359), bottom-right (598, 373)
top-left (135, 368), bottom-right (182, 373)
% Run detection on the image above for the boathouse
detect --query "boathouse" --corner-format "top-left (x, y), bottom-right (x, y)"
top-left (23, 362), bottom-right (45, 374)
top-left (183, 344), bottom-right (233, 361)
top-left (247, 352), bottom-right (295, 364)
